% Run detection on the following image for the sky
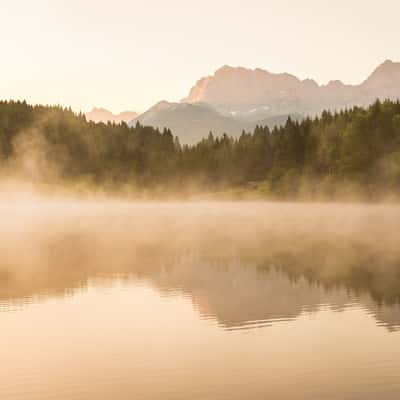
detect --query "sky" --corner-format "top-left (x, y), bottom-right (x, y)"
top-left (1, 0), bottom-right (399, 113)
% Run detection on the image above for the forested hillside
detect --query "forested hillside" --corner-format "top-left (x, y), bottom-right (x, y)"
top-left (0, 99), bottom-right (400, 199)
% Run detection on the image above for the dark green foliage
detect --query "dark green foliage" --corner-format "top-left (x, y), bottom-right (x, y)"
top-left (1, 99), bottom-right (400, 198)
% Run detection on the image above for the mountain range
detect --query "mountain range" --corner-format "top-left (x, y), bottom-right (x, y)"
top-left (183, 60), bottom-right (400, 115)
top-left (86, 108), bottom-right (138, 124)
top-left (95, 60), bottom-right (400, 144)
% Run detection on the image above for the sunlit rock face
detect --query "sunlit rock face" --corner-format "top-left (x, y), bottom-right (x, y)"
top-left (183, 60), bottom-right (400, 115)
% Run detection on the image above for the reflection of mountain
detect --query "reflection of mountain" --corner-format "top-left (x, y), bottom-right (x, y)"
top-left (1, 202), bottom-right (400, 330)
top-left (149, 260), bottom-right (400, 332)
top-left (150, 262), bottom-right (351, 329)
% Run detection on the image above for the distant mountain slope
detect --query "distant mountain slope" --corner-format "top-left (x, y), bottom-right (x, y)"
top-left (361, 60), bottom-right (400, 97)
top-left (130, 101), bottom-right (301, 144)
top-left (86, 108), bottom-right (138, 124)
top-left (130, 101), bottom-right (243, 144)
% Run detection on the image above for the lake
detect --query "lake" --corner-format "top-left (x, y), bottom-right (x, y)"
top-left (1, 201), bottom-right (400, 399)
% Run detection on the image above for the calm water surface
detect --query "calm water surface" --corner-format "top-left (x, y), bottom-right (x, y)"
top-left (1, 202), bottom-right (400, 399)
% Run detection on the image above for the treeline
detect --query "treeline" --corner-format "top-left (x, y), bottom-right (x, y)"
top-left (0, 99), bottom-right (400, 198)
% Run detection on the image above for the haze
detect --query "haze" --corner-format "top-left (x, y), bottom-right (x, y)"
top-left (1, 199), bottom-right (399, 303)
top-left (1, 0), bottom-right (399, 112)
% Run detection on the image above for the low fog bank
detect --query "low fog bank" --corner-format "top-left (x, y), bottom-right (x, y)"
top-left (0, 199), bottom-right (400, 307)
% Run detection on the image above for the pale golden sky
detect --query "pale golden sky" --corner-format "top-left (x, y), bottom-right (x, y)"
top-left (1, 0), bottom-right (399, 113)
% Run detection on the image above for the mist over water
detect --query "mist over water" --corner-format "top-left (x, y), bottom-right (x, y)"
top-left (1, 198), bottom-right (400, 303)
top-left (1, 198), bottom-right (400, 399)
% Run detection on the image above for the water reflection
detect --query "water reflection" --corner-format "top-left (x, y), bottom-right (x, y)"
top-left (1, 201), bottom-right (400, 331)
top-left (2, 202), bottom-right (400, 400)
